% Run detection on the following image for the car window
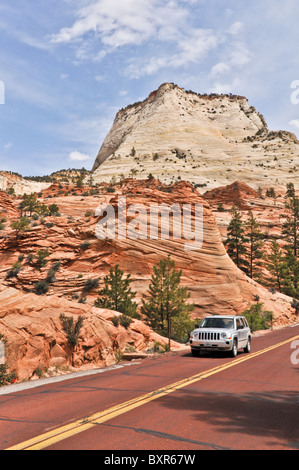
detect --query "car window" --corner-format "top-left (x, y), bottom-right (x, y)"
top-left (200, 318), bottom-right (234, 329)
top-left (241, 318), bottom-right (248, 328)
top-left (236, 319), bottom-right (243, 329)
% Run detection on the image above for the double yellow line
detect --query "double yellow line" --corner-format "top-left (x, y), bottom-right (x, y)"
top-left (6, 334), bottom-right (299, 450)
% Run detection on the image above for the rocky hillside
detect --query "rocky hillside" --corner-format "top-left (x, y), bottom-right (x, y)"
top-left (0, 178), bottom-right (297, 383)
top-left (0, 284), bottom-right (186, 383)
top-left (90, 83), bottom-right (299, 191)
top-left (0, 171), bottom-right (52, 196)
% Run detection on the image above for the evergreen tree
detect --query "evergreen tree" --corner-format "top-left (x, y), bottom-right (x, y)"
top-left (19, 193), bottom-right (39, 217)
top-left (244, 211), bottom-right (264, 279)
top-left (242, 302), bottom-right (273, 332)
top-left (280, 248), bottom-right (299, 299)
top-left (266, 240), bottom-right (284, 291)
top-left (11, 216), bottom-right (30, 238)
top-left (48, 203), bottom-right (60, 216)
top-left (225, 206), bottom-right (247, 271)
top-left (286, 182), bottom-right (295, 199)
top-left (94, 265), bottom-right (138, 318)
top-left (283, 193), bottom-right (299, 257)
top-left (141, 256), bottom-right (194, 348)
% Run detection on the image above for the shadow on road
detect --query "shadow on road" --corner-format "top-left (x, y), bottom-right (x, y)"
top-left (159, 387), bottom-right (299, 447)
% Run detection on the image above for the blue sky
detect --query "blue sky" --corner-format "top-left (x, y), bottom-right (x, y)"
top-left (0, 0), bottom-right (299, 176)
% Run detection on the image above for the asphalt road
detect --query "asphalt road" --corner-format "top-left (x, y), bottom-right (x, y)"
top-left (1, 325), bottom-right (299, 451)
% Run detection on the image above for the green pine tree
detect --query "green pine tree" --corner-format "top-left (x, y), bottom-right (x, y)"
top-left (242, 302), bottom-right (273, 332)
top-left (280, 248), bottom-right (299, 299)
top-left (266, 240), bottom-right (284, 291)
top-left (244, 211), bottom-right (264, 279)
top-left (283, 191), bottom-right (299, 257)
top-left (225, 206), bottom-right (248, 271)
top-left (141, 256), bottom-right (194, 348)
top-left (11, 216), bottom-right (30, 238)
top-left (94, 265), bottom-right (139, 318)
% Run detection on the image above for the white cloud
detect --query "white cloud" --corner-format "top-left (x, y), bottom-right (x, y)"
top-left (50, 0), bottom-right (167, 47)
top-left (289, 120), bottom-right (299, 130)
top-left (50, 0), bottom-right (215, 71)
top-left (209, 78), bottom-right (242, 95)
top-left (125, 27), bottom-right (220, 79)
top-left (210, 62), bottom-right (231, 77)
top-left (3, 142), bottom-right (12, 151)
top-left (228, 21), bottom-right (244, 36)
top-left (69, 150), bottom-right (92, 162)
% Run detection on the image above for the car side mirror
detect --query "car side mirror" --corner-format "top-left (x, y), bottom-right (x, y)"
top-left (237, 325), bottom-right (244, 330)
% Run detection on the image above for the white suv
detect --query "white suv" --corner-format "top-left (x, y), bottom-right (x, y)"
top-left (190, 315), bottom-right (251, 358)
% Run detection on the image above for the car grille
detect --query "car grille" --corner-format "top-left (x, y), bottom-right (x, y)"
top-left (197, 332), bottom-right (220, 341)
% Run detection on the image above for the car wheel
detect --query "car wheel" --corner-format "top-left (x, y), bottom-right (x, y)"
top-left (244, 337), bottom-right (251, 353)
top-left (231, 339), bottom-right (238, 357)
top-left (191, 349), bottom-right (200, 357)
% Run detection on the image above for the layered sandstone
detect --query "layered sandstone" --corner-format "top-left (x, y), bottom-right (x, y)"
top-left (0, 285), bottom-right (184, 382)
top-left (0, 179), bottom-right (295, 321)
top-left (90, 83), bottom-right (299, 191)
top-left (0, 171), bottom-right (51, 196)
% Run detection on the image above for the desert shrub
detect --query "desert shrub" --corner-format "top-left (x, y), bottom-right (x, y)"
top-left (80, 241), bottom-right (90, 250)
top-left (84, 210), bottom-right (94, 217)
top-left (242, 302), bottom-right (273, 331)
top-left (84, 278), bottom-right (100, 292)
top-left (111, 316), bottom-right (120, 327)
top-left (119, 314), bottom-right (133, 329)
top-left (59, 314), bottom-right (84, 366)
top-left (6, 262), bottom-right (22, 279)
top-left (34, 280), bottom-right (49, 295)
top-left (35, 249), bottom-right (50, 269)
top-left (0, 363), bottom-right (16, 386)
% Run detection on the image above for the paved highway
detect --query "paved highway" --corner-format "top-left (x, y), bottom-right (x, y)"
top-left (1, 325), bottom-right (299, 451)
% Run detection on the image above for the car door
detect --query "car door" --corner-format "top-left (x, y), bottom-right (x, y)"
top-left (241, 317), bottom-right (250, 344)
top-left (236, 318), bottom-right (246, 347)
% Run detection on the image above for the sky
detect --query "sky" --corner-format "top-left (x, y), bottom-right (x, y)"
top-left (0, 0), bottom-right (299, 176)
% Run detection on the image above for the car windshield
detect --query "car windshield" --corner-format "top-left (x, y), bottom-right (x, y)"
top-left (200, 318), bottom-right (234, 329)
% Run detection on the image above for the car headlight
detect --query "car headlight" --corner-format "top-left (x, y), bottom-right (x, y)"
top-left (221, 332), bottom-right (227, 339)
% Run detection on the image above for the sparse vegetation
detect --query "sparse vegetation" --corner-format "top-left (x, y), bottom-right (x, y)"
top-left (11, 216), bottom-right (30, 238)
top-left (34, 280), bottom-right (49, 295)
top-left (84, 278), bottom-right (100, 292)
top-left (35, 249), bottom-right (50, 270)
top-left (59, 314), bottom-right (84, 366)
top-left (0, 335), bottom-right (16, 386)
top-left (242, 302), bottom-right (273, 332)
top-left (141, 255), bottom-right (194, 347)
top-left (94, 265), bottom-right (139, 318)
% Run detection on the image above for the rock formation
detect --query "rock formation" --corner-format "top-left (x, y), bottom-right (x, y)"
top-left (0, 284), bottom-right (185, 382)
top-left (1, 83), bottom-right (298, 384)
top-left (90, 83), bottom-right (299, 191)
top-left (0, 178), bottom-right (296, 384)
top-left (0, 171), bottom-right (51, 196)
